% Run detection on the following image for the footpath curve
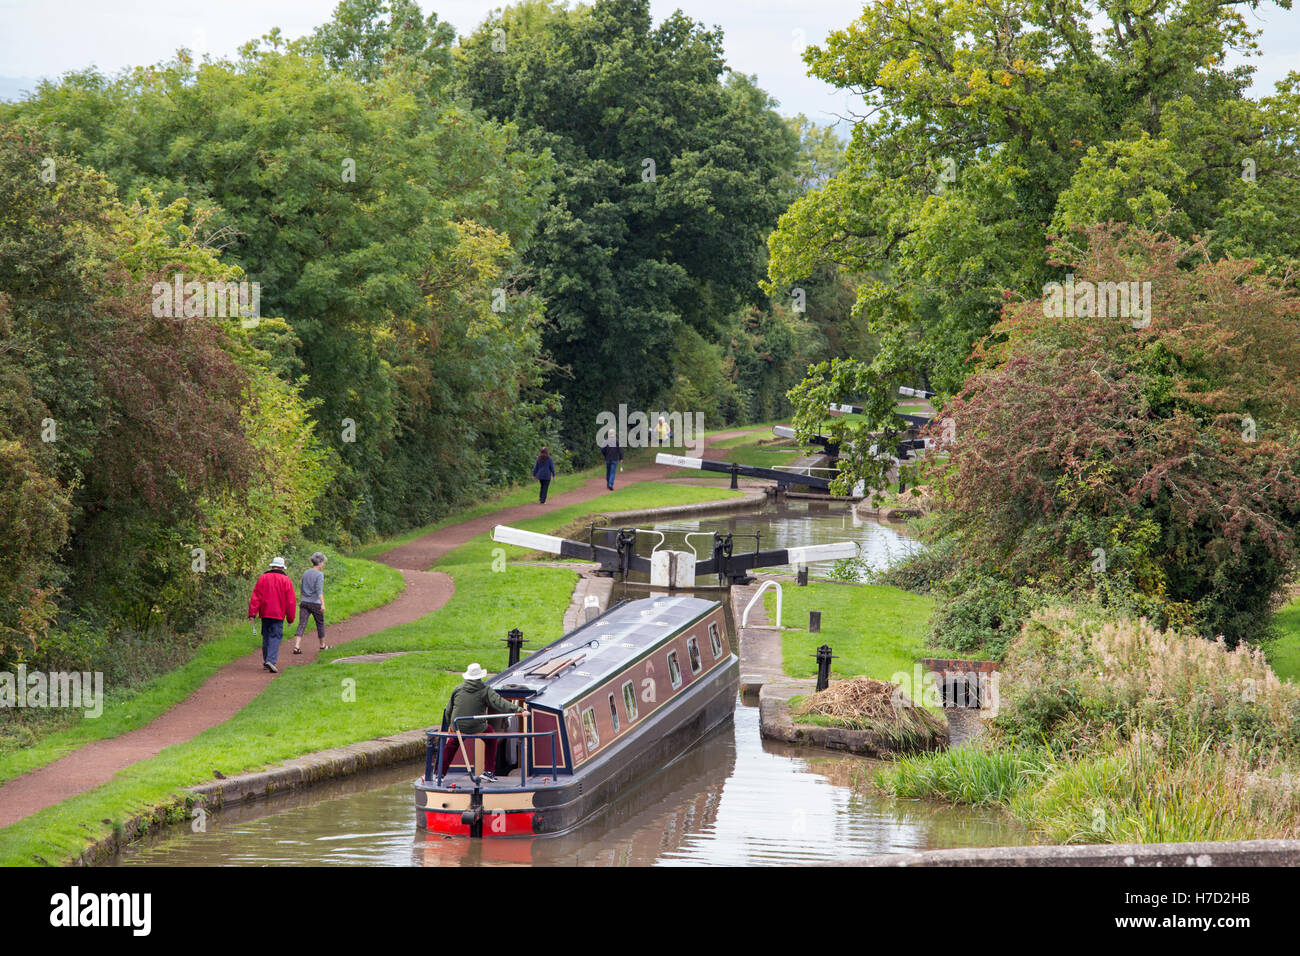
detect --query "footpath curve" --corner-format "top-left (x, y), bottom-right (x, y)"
top-left (0, 428), bottom-right (765, 829)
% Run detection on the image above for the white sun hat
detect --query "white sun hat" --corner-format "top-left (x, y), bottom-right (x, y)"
top-left (462, 663), bottom-right (487, 680)
top-left (269, 557), bottom-right (287, 569)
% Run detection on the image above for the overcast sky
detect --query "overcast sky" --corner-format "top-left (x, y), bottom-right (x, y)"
top-left (1, 0), bottom-right (1297, 129)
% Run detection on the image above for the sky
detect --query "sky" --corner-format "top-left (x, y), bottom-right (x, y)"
top-left (0, 0), bottom-right (1297, 130)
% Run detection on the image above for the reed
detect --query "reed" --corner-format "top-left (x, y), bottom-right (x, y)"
top-left (1010, 735), bottom-right (1300, 844)
top-left (875, 744), bottom-right (1048, 807)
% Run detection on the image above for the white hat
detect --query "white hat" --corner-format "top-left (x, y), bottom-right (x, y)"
top-left (269, 556), bottom-right (286, 569)
top-left (462, 663), bottom-right (487, 680)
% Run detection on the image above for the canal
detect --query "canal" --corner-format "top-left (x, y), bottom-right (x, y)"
top-left (115, 703), bottom-right (1021, 866)
top-left (640, 497), bottom-right (923, 583)
top-left (113, 502), bottom-right (1025, 866)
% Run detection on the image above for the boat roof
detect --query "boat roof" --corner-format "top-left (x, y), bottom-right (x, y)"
top-left (491, 595), bottom-right (720, 709)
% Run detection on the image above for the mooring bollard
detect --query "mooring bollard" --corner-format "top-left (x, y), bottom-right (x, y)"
top-left (809, 609), bottom-right (821, 633)
top-left (729, 462), bottom-right (740, 490)
top-left (503, 627), bottom-right (526, 667)
top-left (815, 644), bottom-right (834, 692)
top-left (797, 565), bottom-right (808, 587)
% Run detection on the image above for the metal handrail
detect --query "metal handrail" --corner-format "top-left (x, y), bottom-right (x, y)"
top-left (425, 720), bottom-right (563, 789)
top-left (741, 579), bottom-right (782, 629)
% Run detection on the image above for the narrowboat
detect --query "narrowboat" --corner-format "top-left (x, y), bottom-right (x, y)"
top-left (414, 594), bottom-right (738, 837)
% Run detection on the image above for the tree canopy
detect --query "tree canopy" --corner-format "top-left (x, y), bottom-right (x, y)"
top-left (456, 0), bottom-right (800, 452)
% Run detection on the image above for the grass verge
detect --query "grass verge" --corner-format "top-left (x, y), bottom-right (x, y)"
top-left (1269, 596), bottom-right (1300, 682)
top-left (765, 579), bottom-right (938, 685)
top-left (0, 553), bottom-right (404, 786)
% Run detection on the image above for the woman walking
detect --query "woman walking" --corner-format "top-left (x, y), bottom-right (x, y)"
top-left (533, 446), bottom-right (556, 503)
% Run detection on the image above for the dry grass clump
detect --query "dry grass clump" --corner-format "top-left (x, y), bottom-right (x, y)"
top-left (793, 676), bottom-right (947, 748)
top-left (998, 606), bottom-right (1300, 762)
top-left (892, 485), bottom-right (934, 512)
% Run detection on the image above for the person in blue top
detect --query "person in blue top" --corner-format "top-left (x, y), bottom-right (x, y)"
top-left (532, 446), bottom-right (557, 503)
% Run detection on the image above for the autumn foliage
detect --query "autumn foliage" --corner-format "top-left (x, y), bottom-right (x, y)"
top-left (935, 226), bottom-right (1300, 647)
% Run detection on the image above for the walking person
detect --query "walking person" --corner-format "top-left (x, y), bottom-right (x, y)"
top-left (532, 446), bottom-right (556, 504)
top-left (249, 557), bottom-right (296, 674)
top-left (655, 415), bottom-right (670, 447)
top-left (601, 427), bottom-right (623, 491)
top-left (292, 552), bottom-right (329, 655)
top-left (439, 663), bottom-right (523, 780)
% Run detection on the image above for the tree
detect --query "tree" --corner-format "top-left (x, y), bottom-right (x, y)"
top-left (457, 0), bottom-right (799, 453)
top-left (0, 123), bottom-right (307, 646)
top-left (7, 13), bottom-right (559, 538)
top-left (931, 226), bottom-right (1300, 648)
top-left (769, 0), bottom-right (1299, 462)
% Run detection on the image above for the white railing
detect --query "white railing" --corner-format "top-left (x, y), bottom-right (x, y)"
top-left (741, 579), bottom-right (782, 629)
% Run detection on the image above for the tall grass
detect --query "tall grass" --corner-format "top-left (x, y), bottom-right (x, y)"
top-left (1010, 736), bottom-right (1300, 844)
top-left (876, 744), bottom-right (1049, 807)
top-left (870, 605), bottom-right (1300, 844)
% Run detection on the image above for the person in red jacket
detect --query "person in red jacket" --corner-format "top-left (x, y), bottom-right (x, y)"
top-left (249, 556), bottom-right (297, 674)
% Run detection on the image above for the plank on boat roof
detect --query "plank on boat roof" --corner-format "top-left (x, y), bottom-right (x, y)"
top-left (493, 595), bottom-right (719, 708)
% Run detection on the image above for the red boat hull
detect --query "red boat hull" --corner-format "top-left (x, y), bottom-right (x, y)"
top-left (423, 807), bottom-right (537, 837)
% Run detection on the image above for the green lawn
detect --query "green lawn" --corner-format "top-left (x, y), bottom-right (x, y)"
top-left (1269, 598), bottom-right (1300, 683)
top-left (0, 553), bottom-right (405, 787)
top-left (350, 468), bottom-right (605, 559)
top-left (765, 579), bottom-right (938, 685)
top-left (350, 425), bottom-right (772, 560)
top-left (0, 479), bottom-right (744, 866)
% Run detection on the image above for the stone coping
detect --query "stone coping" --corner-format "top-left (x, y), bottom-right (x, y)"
top-left (828, 839), bottom-right (1300, 867)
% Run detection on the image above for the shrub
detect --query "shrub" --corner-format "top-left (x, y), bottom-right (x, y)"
top-left (995, 606), bottom-right (1300, 761)
top-left (934, 227), bottom-right (1300, 647)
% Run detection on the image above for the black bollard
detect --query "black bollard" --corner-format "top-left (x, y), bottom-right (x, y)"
top-left (815, 644), bottom-right (834, 692)
top-left (809, 610), bottom-right (821, 633)
top-left (797, 566), bottom-right (808, 587)
top-left (503, 628), bottom-right (525, 667)
top-left (729, 463), bottom-right (740, 490)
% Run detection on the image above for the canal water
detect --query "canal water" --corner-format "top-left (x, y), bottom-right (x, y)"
top-left (113, 503), bottom-right (1025, 866)
top-left (610, 498), bottom-right (923, 585)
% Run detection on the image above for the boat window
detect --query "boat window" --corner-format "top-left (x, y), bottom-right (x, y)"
top-left (687, 637), bottom-right (702, 674)
top-left (622, 681), bottom-right (638, 722)
top-left (608, 693), bottom-right (620, 734)
top-left (667, 650), bottom-right (683, 689)
top-left (581, 707), bottom-right (600, 752)
top-left (708, 622), bottom-right (723, 658)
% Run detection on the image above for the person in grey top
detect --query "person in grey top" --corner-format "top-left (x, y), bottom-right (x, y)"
top-left (293, 552), bottom-right (328, 655)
